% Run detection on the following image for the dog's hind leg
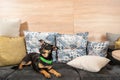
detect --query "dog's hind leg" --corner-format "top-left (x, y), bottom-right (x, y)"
top-left (25, 61), bottom-right (32, 65)
top-left (49, 68), bottom-right (61, 77)
top-left (19, 61), bottom-right (32, 69)
top-left (19, 61), bottom-right (26, 69)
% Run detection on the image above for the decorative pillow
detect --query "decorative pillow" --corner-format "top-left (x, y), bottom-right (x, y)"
top-left (24, 31), bottom-right (57, 53)
top-left (112, 50), bottom-right (120, 61)
top-left (115, 38), bottom-right (120, 49)
top-left (56, 34), bottom-right (88, 49)
top-left (67, 55), bottom-right (110, 72)
top-left (0, 36), bottom-right (26, 66)
top-left (87, 41), bottom-right (109, 57)
top-left (0, 18), bottom-right (21, 37)
top-left (24, 31), bottom-right (57, 62)
top-left (106, 33), bottom-right (120, 49)
top-left (76, 32), bottom-right (89, 39)
top-left (57, 49), bottom-right (86, 63)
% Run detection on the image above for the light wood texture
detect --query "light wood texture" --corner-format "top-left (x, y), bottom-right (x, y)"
top-left (0, 0), bottom-right (120, 38)
top-left (0, 0), bottom-right (74, 34)
top-left (75, 0), bottom-right (120, 32)
top-left (74, 0), bottom-right (120, 41)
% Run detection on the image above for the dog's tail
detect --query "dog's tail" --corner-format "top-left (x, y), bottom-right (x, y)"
top-left (11, 65), bottom-right (19, 70)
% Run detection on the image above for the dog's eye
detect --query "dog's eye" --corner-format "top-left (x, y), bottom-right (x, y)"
top-left (42, 52), bottom-right (46, 54)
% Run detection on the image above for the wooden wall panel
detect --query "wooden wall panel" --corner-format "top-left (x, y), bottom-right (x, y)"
top-left (74, 0), bottom-right (120, 41)
top-left (0, 0), bottom-right (120, 36)
top-left (74, 0), bottom-right (120, 34)
top-left (0, 0), bottom-right (74, 34)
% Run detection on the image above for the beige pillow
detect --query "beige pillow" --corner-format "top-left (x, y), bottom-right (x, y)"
top-left (67, 55), bottom-right (110, 72)
top-left (112, 50), bottom-right (120, 61)
top-left (0, 18), bottom-right (21, 37)
top-left (0, 36), bottom-right (26, 66)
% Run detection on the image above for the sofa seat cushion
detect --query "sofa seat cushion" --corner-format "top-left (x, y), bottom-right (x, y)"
top-left (6, 63), bottom-right (80, 80)
top-left (76, 65), bottom-right (120, 80)
top-left (0, 66), bottom-right (15, 80)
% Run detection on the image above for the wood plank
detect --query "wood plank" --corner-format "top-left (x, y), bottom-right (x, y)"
top-left (0, 0), bottom-right (74, 34)
top-left (1, 0), bottom-right (120, 36)
top-left (74, 0), bottom-right (120, 34)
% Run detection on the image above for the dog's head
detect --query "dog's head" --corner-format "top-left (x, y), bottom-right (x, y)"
top-left (39, 39), bottom-right (58, 58)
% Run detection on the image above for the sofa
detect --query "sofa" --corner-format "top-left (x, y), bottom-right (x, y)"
top-left (0, 61), bottom-right (120, 80)
top-left (0, 19), bottom-right (120, 80)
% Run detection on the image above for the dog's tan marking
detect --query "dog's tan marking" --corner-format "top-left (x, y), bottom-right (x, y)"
top-left (19, 61), bottom-right (25, 69)
top-left (41, 49), bottom-right (51, 58)
top-left (49, 69), bottom-right (61, 77)
top-left (40, 69), bottom-right (51, 78)
top-left (19, 61), bottom-right (32, 69)
top-left (38, 63), bottom-right (45, 68)
top-left (45, 66), bottom-right (52, 69)
top-left (26, 61), bottom-right (32, 65)
top-left (38, 63), bottom-right (52, 69)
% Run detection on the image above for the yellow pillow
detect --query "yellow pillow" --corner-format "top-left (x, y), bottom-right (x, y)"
top-left (0, 36), bottom-right (26, 66)
top-left (115, 38), bottom-right (120, 49)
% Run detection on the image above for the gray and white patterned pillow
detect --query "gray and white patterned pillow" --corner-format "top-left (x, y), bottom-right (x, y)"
top-left (76, 32), bottom-right (89, 40)
top-left (24, 31), bottom-right (58, 62)
top-left (56, 33), bottom-right (88, 49)
top-left (87, 41), bottom-right (109, 57)
top-left (57, 49), bottom-right (86, 63)
top-left (24, 31), bottom-right (57, 53)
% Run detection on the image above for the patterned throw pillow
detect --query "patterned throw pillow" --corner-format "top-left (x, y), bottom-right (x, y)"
top-left (24, 31), bottom-right (57, 62)
top-left (57, 49), bottom-right (86, 63)
top-left (76, 32), bottom-right (89, 40)
top-left (56, 33), bottom-right (88, 50)
top-left (87, 41), bottom-right (109, 57)
top-left (24, 31), bottom-right (57, 53)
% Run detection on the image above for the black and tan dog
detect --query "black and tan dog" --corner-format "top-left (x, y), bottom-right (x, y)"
top-left (19, 39), bottom-right (61, 78)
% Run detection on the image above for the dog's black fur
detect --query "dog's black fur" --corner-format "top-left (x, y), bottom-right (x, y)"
top-left (18, 40), bottom-right (61, 78)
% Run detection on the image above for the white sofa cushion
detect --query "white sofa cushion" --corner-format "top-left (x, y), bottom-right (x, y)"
top-left (67, 55), bottom-right (110, 72)
top-left (0, 18), bottom-right (21, 37)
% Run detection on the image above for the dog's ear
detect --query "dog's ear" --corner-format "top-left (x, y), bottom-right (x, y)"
top-left (39, 39), bottom-right (45, 45)
top-left (52, 46), bottom-right (59, 51)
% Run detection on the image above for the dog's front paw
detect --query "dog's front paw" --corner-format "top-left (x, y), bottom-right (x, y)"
top-left (55, 72), bottom-right (61, 78)
top-left (49, 69), bottom-right (61, 78)
top-left (40, 70), bottom-right (51, 78)
top-left (44, 73), bottom-right (51, 78)
top-left (18, 66), bottom-right (23, 70)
